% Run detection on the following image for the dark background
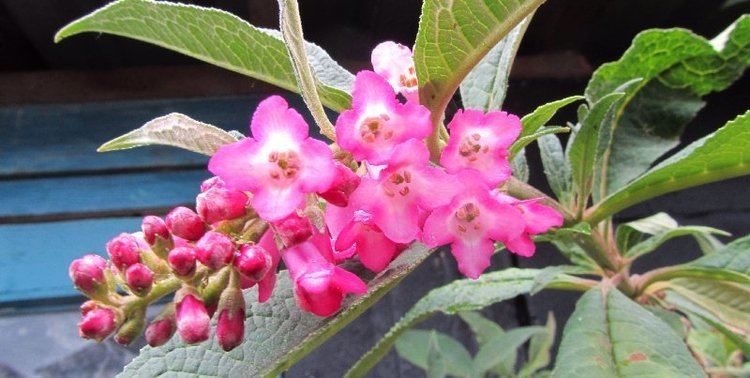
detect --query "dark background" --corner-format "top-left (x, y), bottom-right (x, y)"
top-left (0, 0), bottom-right (749, 377)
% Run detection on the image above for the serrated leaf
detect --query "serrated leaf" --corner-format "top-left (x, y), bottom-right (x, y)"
top-left (519, 312), bottom-right (556, 377)
top-left (587, 110), bottom-right (750, 224)
top-left (538, 134), bottom-right (573, 204)
top-left (587, 15), bottom-right (750, 196)
top-left (121, 244), bottom-right (431, 377)
top-left (460, 16), bottom-right (534, 111)
top-left (98, 113), bottom-right (236, 155)
top-left (509, 126), bottom-right (570, 158)
top-left (55, 0), bottom-right (353, 112)
top-left (689, 233), bottom-right (750, 275)
top-left (553, 287), bottom-right (705, 377)
top-left (474, 326), bottom-right (546, 373)
top-left (666, 278), bottom-right (750, 332)
top-left (519, 95), bottom-right (584, 138)
top-left (414, 0), bottom-right (545, 135)
top-left (346, 268), bottom-right (546, 376)
top-left (624, 226), bottom-right (729, 259)
top-left (395, 330), bottom-right (474, 377)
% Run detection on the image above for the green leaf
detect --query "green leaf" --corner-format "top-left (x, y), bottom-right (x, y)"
top-left (459, 312), bottom-right (515, 376)
top-left (538, 134), bottom-right (573, 204)
top-left (121, 244), bottom-right (431, 377)
top-left (395, 330), bottom-right (474, 377)
top-left (427, 332), bottom-right (449, 378)
top-left (97, 113), bottom-right (237, 155)
top-left (553, 287), bottom-right (705, 377)
top-left (519, 95), bottom-right (584, 138)
top-left (693, 312), bottom-right (750, 358)
top-left (278, 0), bottom-right (336, 140)
top-left (616, 212), bottom-right (679, 253)
top-left (474, 326), bottom-right (546, 374)
top-left (530, 265), bottom-right (595, 295)
top-left (519, 312), bottom-right (556, 377)
top-left (587, 110), bottom-right (750, 224)
top-left (346, 268), bottom-right (545, 377)
top-left (624, 226), bottom-right (730, 259)
top-left (640, 266), bottom-right (750, 291)
top-left (414, 0), bottom-right (545, 125)
top-left (587, 15), bottom-right (750, 196)
top-left (689, 233), bottom-right (750, 275)
top-left (512, 150), bottom-right (530, 183)
top-left (666, 278), bottom-right (750, 332)
top-left (643, 305), bottom-right (687, 340)
top-left (460, 16), bottom-right (534, 111)
top-left (509, 126), bottom-right (570, 158)
top-left (688, 327), bottom-right (733, 367)
top-left (55, 0), bottom-right (353, 112)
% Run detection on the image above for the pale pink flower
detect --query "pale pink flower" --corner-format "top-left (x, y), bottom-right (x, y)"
top-left (209, 96), bottom-right (337, 222)
top-left (441, 110), bottom-right (521, 186)
top-left (371, 41), bottom-right (419, 103)
top-left (335, 71), bottom-right (431, 164)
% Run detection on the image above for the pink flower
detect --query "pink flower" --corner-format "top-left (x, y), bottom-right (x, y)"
top-left (125, 263), bottom-right (154, 295)
top-left (335, 71), bottom-right (431, 164)
top-left (168, 246), bottom-right (197, 277)
top-left (146, 315), bottom-right (175, 347)
top-left (200, 176), bottom-right (226, 192)
top-left (283, 237), bottom-right (366, 317)
top-left (106, 233), bottom-right (141, 271)
top-left (175, 290), bottom-right (210, 344)
top-left (371, 41), bottom-right (419, 103)
top-left (272, 211), bottom-right (314, 247)
top-left (196, 186), bottom-right (248, 225)
top-left (195, 231), bottom-right (235, 270)
top-left (141, 216), bottom-right (170, 245)
top-left (327, 204), bottom-right (401, 273)
top-left (422, 171), bottom-right (525, 279)
top-left (216, 287), bottom-right (245, 351)
top-left (440, 110), bottom-right (521, 186)
top-left (78, 301), bottom-right (117, 342)
top-left (238, 229), bottom-right (281, 303)
top-left (209, 96), bottom-right (337, 222)
top-left (494, 192), bottom-right (564, 257)
top-left (318, 163), bottom-right (361, 207)
top-left (69, 254), bottom-right (108, 296)
top-left (349, 139), bottom-right (459, 243)
top-left (234, 244), bottom-right (272, 282)
top-left (165, 207), bottom-right (206, 241)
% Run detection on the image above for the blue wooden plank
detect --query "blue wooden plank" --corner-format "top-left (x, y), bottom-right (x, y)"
top-left (0, 95), bottom-right (315, 176)
top-left (0, 218), bottom-right (143, 303)
top-left (0, 170), bottom-right (209, 218)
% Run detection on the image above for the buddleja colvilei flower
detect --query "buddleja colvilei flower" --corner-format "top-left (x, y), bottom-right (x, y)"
top-left (67, 41), bottom-right (562, 351)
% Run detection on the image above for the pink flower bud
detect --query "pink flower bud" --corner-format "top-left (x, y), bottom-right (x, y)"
top-left (195, 231), bottom-right (235, 270)
top-left (145, 316), bottom-right (175, 347)
top-left (233, 244), bottom-right (272, 282)
top-left (295, 268), bottom-right (367, 317)
top-left (69, 254), bottom-right (107, 295)
top-left (166, 206), bottom-right (206, 241)
top-left (141, 215), bottom-right (170, 245)
top-left (196, 187), bottom-right (248, 224)
top-left (78, 302), bottom-right (117, 341)
top-left (217, 307), bottom-right (245, 351)
top-left (106, 233), bottom-right (141, 270)
top-left (175, 291), bottom-right (210, 344)
top-left (200, 176), bottom-right (226, 192)
top-left (273, 212), bottom-right (313, 247)
top-left (319, 163), bottom-right (361, 207)
top-left (167, 246), bottom-right (197, 277)
top-left (125, 263), bottom-right (154, 294)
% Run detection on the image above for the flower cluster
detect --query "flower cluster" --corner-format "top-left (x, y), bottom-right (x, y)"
top-left (68, 42), bottom-right (561, 350)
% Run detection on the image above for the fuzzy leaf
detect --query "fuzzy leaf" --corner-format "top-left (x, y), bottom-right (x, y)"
top-left (538, 134), bottom-right (573, 204)
top-left (553, 288), bottom-right (705, 377)
top-left (55, 0), bottom-right (353, 111)
top-left (624, 226), bottom-right (730, 259)
top-left (427, 332), bottom-right (449, 378)
top-left (509, 126), bottom-right (570, 158)
top-left (666, 278), bottom-right (750, 332)
top-left (512, 150), bottom-right (530, 183)
top-left (689, 233), bottom-right (750, 275)
top-left (615, 212), bottom-right (680, 253)
top-left (474, 326), bottom-right (545, 373)
top-left (459, 312), bottom-right (515, 376)
top-left (519, 312), bottom-right (556, 377)
top-left (98, 113), bottom-right (236, 155)
top-left (121, 244), bottom-right (431, 377)
top-left (519, 95), bottom-right (584, 138)
top-left (395, 330), bottom-right (474, 376)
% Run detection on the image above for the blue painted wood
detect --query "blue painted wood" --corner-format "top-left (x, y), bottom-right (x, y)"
top-left (0, 218), bottom-right (142, 303)
top-left (0, 170), bottom-right (209, 218)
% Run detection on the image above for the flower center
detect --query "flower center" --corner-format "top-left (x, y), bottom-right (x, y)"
top-left (382, 169), bottom-right (412, 197)
top-left (359, 114), bottom-right (393, 143)
top-left (458, 133), bottom-right (489, 162)
top-left (454, 202), bottom-right (481, 233)
top-left (267, 151), bottom-right (301, 180)
top-left (399, 67), bottom-right (418, 89)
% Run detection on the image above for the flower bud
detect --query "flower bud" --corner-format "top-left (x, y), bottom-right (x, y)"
top-left (141, 215), bottom-right (170, 245)
top-left (106, 233), bottom-right (141, 270)
top-left (125, 263), bottom-right (154, 295)
top-left (114, 307), bottom-right (147, 346)
top-left (216, 287), bottom-right (245, 351)
top-left (166, 206), bottom-right (206, 241)
top-left (195, 231), bottom-right (235, 270)
top-left (175, 289), bottom-right (210, 344)
top-left (233, 244), bottom-right (272, 282)
top-left (273, 212), bottom-right (313, 247)
top-left (69, 254), bottom-right (108, 297)
top-left (145, 304), bottom-right (176, 347)
top-left (196, 187), bottom-right (248, 225)
top-left (319, 163), bottom-right (361, 207)
top-left (78, 302), bottom-right (117, 341)
top-left (167, 246), bottom-right (197, 277)
top-left (200, 176), bottom-right (226, 192)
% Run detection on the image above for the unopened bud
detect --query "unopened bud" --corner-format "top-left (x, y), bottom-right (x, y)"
top-left (125, 263), bottom-right (154, 295)
top-left (141, 215), bottom-right (170, 245)
top-left (175, 289), bottom-right (210, 344)
top-left (166, 206), bottom-right (206, 241)
top-left (78, 302), bottom-right (117, 342)
top-left (234, 244), bottom-right (272, 282)
top-left (319, 163), bottom-right (360, 207)
top-left (69, 254), bottom-right (108, 297)
top-left (216, 287), bottom-right (245, 351)
top-left (200, 176), bottom-right (226, 192)
top-left (145, 304), bottom-right (176, 347)
top-left (167, 246), bottom-right (197, 277)
top-left (195, 231), bottom-right (235, 270)
top-left (114, 307), bottom-right (147, 346)
top-left (196, 187), bottom-right (248, 225)
top-left (273, 213), bottom-right (313, 246)
top-left (106, 233), bottom-right (141, 270)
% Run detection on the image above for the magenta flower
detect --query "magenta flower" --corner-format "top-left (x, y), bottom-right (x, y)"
top-left (165, 207), bottom-right (206, 241)
top-left (196, 186), bottom-right (249, 225)
top-left (106, 233), bottom-right (142, 271)
top-left (349, 139), bottom-right (459, 243)
top-left (318, 163), bottom-right (361, 207)
top-left (69, 254), bottom-right (108, 296)
top-left (167, 246), bottom-right (197, 277)
top-left (141, 216), bottom-right (170, 245)
top-left (125, 263), bottom-right (154, 295)
top-left (371, 41), bottom-right (419, 103)
top-left (209, 96), bottom-right (337, 222)
top-left (145, 314), bottom-right (175, 347)
top-left (238, 229), bottom-right (281, 303)
top-left (494, 192), bottom-right (564, 257)
top-left (175, 290), bottom-right (210, 344)
top-left (194, 231), bottom-right (235, 270)
top-left (440, 109), bottom-right (521, 186)
top-left (422, 171), bottom-right (525, 279)
top-left (335, 71), bottom-right (431, 164)
top-left (327, 203), bottom-right (401, 273)
top-left (78, 301), bottom-right (117, 342)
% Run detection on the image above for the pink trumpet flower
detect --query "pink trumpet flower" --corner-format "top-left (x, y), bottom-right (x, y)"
top-left (493, 192), bottom-right (564, 257)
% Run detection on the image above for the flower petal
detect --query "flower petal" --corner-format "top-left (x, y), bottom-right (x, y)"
top-left (251, 185), bottom-right (304, 222)
top-left (208, 139), bottom-right (261, 191)
top-left (450, 238), bottom-right (495, 279)
top-left (249, 96), bottom-right (308, 141)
